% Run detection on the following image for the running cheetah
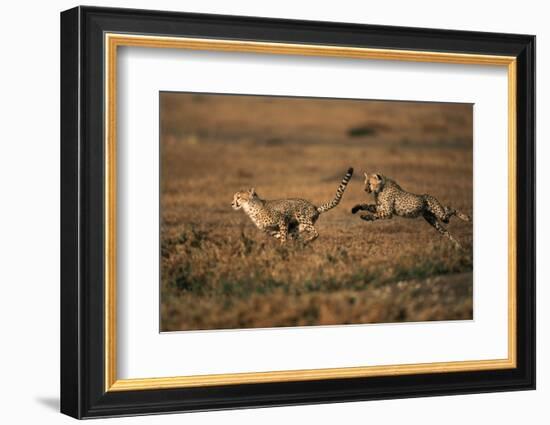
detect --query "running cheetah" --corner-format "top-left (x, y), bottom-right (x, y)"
top-left (351, 172), bottom-right (471, 249)
top-left (232, 168), bottom-right (354, 243)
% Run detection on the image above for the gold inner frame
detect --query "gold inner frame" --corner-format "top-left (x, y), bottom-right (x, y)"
top-left (104, 33), bottom-right (517, 392)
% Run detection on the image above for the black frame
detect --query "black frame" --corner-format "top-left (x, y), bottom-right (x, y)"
top-left (61, 6), bottom-right (536, 419)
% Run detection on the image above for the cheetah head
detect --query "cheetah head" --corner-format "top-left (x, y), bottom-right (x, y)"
top-left (363, 172), bottom-right (386, 194)
top-left (232, 188), bottom-right (257, 210)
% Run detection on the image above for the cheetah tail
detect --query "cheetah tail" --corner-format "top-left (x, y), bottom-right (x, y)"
top-left (317, 167), bottom-right (354, 214)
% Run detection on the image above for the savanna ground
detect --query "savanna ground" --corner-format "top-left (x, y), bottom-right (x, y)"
top-left (160, 93), bottom-right (473, 331)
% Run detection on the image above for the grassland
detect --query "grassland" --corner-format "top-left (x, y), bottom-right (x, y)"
top-left (160, 93), bottom-right (473, 331)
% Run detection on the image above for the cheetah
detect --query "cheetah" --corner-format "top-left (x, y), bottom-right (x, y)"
top-left (232, 168), bottom-right (354, 244)
top-left (351, 172), bottom-right (471, 249)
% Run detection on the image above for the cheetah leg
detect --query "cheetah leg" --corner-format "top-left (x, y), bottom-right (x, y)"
top-left (359, 212), bottom-right (376, 221)
top-left (351, 203), bottom-right (377, 214)
top-left (359, 208), bottom-right (392, 222)
top-left (288, 221), bottom-right (300, 239)
top-left (422, 212), bottom-right (462, 249)
top-left (272, 224), bottom-right (299, 241)
top-left (424, 195), bottom-right (471, 223)
top-left (297, 222), bottom-right (319, 243)
top-left (444, 206), bottom-right (472, 223)
top-left (266, 229), bottom-right (281, 239)
top-left (277, 221), bottom-right (288, 244)
top-left (423, 195), bottom-right (449, 222)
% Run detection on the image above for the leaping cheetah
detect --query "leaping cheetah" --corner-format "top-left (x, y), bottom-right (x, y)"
top-left (232, 168), bottom-right (354, 244)
top-left (352, 172), bottom-right (471, 249)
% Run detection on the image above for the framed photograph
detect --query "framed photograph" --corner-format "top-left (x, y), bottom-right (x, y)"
top-left (60, 6), bottom-right (535, 419)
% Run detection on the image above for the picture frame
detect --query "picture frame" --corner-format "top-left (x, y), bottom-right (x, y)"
top-left (60, 5), bottom-right (535, 419)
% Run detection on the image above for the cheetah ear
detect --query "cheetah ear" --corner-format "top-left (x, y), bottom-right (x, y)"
top-left (249, 187), bottom-right (256, 196)
top-left (375, 173), bottom-right (383, 181)
top-left (363, 172), bottom-right (368, 179)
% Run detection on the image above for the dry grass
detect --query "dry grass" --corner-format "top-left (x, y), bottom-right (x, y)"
top-left (160, 93), bottom-right (473, 331)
